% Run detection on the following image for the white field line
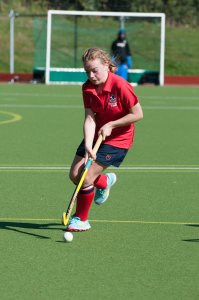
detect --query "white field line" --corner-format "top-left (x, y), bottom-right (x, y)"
top-left (0, 166), bottom-right (199, 171)
top-left (0, 103), bottom-right (199, 110)
top-left (0, 92), bottom-right (199, 100)
top-left (0, 104), bottom-right (199, 110)
top-left (0, 104), bottom-right (83, 109)
top-left (0, 92), bottom-right (80, 98)
top-left (143, 106), bottom-right (199, 110)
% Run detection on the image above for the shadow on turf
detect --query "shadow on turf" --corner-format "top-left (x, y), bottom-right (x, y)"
top-left (0, 221), bottom-right (63, 239)
top-left (182, 224), bottom-right (199, 243)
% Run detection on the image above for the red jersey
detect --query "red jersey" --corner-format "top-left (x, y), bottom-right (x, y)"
top-left (82, 72), bottom-right (139, 149)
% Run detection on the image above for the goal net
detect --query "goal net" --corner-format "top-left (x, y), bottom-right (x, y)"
top-left (43, 11), bottom-right (165, 85)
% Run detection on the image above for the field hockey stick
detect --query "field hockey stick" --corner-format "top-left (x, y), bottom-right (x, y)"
top-left (62, 134), bottom-right (103, 226)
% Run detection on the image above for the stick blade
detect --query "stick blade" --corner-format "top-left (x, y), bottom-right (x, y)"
top-left (62, 212), bottom-right (69, 226)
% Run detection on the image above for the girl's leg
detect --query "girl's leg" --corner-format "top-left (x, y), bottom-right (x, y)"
top-left (93, 173), bottom-right (117, 205)
top-left (67, 159), bottom-right (106, 231)
top-left (69, 155), bottom-right (85, 184)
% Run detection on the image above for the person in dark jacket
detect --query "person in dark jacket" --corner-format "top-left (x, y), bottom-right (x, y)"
top-left (111, 29), bottom-right (133, 80)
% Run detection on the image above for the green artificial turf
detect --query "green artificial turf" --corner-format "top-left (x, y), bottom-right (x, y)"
top-left (0, 84), bottom-right (199, 300)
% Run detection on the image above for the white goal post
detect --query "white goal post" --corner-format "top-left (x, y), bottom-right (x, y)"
top-left (46, 10), bottom-right (166, 85)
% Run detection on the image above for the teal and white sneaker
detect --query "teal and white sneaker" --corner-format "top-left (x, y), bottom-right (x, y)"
top-left (94, 173), bottom-right (117, 205)
top-left (67, 216), bottom-right (91, 232)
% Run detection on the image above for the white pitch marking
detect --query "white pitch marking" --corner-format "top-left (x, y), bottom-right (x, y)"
top-left (0, 166), bottom-right (199, 171)
top-left (0, 92), bottom-right (199, 100)
top-left (0, 104), bottom-right (199, 110)
top-left (0, 104), bottom-right (82, 109)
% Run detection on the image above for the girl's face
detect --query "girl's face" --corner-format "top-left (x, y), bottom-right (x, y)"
top-left (84, 58), bottom-right (109, 85)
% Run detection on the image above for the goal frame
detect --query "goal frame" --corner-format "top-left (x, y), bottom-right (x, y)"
top-left (46, 10), bottom-right (166, 85)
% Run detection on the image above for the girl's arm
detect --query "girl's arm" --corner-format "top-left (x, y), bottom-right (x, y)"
top-left (98, 102), bottom-right (143, 140)
top-left (83, 108), bottom-right (96, 160)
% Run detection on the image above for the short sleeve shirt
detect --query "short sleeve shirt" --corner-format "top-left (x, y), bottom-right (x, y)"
top-left (82, 72), bottom-right (139, 149)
